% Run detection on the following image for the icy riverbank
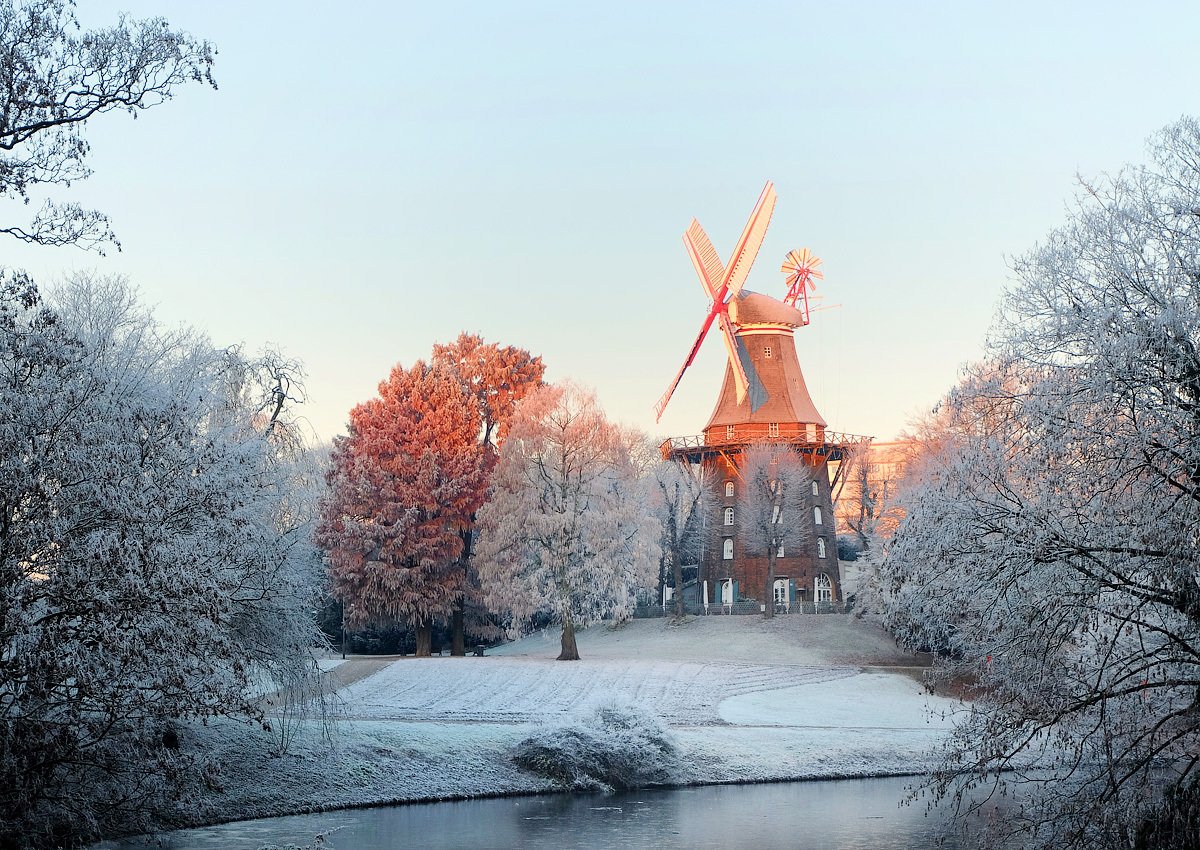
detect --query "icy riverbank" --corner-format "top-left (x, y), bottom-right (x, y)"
top-left (139, 617), bottom-right (963, 834)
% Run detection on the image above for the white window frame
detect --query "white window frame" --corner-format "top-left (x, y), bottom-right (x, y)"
top-left (726, 424), bottom-right (735, 440)
top-left (723, 538), bottom-right (734, 560)
top-left (724, 507), bottom-right (734, 526)
top-left (817, 537), bottom-right (827, 559)
top-left (769, 422), bottom-right (779, 438)
top-left (811, 480), bottom-right (819, 496)
top-left (814, 506), bottom-right (822, 525)
top-left (815, 573), bottom-right (832, 603)
top-left (764, 345), bottom-right (773, 358)
top-left (725, 481), bottom-right (734, 497)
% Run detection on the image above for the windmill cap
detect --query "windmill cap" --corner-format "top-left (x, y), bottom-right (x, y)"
top-left (728, 290), bottom-right (808, 328)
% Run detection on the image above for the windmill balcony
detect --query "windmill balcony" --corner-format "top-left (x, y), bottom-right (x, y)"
top-left (659, 429), bottom-right (872, 463)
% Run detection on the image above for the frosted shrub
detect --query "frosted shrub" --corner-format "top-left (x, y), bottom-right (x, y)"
top-left (511, 699), bottom-right (679, 791)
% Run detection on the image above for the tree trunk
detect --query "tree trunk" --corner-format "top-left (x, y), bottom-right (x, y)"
top-left (452, 529), bottom-right (472, 657)
top-left (415, 621), bottom-right (432, 657)
top-left (558, 614), bottom-right (580, 661)
top-left (672, 553), bottom-right (685, 621)
top-left (670, 517), bottom-right (685, 621)
top-left (451, 601), bottom-right (465, 657)
top-left (555, 559), bottom-right (580, 661)
top-left (763, 547), bottom-right (776, 620)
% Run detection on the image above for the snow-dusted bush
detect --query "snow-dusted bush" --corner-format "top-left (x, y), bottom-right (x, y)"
top-left (511, 698), bottom-right (679, 791)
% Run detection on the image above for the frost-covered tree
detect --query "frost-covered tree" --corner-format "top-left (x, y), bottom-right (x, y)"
top-left (736, 442), bottom-right (811, 618)
top-left (315, 360), bottom-right (488, 656)
top-left (473, 383), bottom-right (660, 660)
top-left (0, 0), bottom-right (215, 252)
top-left (647, 460), bottom-right (712, 620)
top-left (431, 333), bottom-right (544, 653)
top-left (0, 274), bottom-right (320, 848)
top-left (885, 116), bottom-right (1200, 849)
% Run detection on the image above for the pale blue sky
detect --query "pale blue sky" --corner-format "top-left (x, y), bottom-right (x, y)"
top-left (8, 1), bottom-right (1200, 442)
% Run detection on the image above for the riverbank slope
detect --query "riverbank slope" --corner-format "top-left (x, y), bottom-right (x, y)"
top-left (156, 616), bottom-right (962, 833)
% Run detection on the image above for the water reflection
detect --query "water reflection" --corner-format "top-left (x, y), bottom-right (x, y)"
top-left (104, 777), bottom-right (993, 850)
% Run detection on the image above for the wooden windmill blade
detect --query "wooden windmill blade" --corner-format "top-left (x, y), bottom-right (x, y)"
top-left (721, 181), bottom-right (777, 298)
top-left (683, 219), bottom-right (725, 302)
top-left (716, 312), bottom-right (750, 403)
top-left (655, 181), bottom-right (776, 420)
top-left (654, 310), bottom-right (720, 421)
top-left (716, 313), bottom-right (769, 412)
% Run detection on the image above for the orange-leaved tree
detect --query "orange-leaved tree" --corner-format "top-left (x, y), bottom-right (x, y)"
top-left (315, 360), bottom-right (487, 656)
top-left (431, 333), bottom-right (544, 653)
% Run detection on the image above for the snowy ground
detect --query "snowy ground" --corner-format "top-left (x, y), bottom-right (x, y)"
top-left (135, 616), bottom-right (962, 838)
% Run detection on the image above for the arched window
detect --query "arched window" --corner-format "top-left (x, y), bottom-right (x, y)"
top-left (815, 573), bottom-right (832, 602)
top-left (776, 542), bottom-right (785, 557)
top-left (725, 481), bottom-right (734, 497)
top-left (723, 538), bottom-right (734, 560)
top-left (814, 506), bottom-right (822, 525)
top-left (811, 480), bottom-right (819, 497)
top-left (724, 507), bottom-right (734, 525)
top-left (817, 537), bottom-right (827, 558)
top-left (773, 579), bottom-right (789, 603)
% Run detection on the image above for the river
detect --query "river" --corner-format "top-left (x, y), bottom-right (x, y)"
top-left (99, 776), bottom-right (1005, 850)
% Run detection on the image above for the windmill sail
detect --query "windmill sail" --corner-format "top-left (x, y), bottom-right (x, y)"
top-left (721, 182), bottom-right (776, 298)
top-left (654, 181), bottom-right (777, 421)
top-left (683, 219), bottom-right (725, 301)
top-left (732, 331), bottom-right (769, 412)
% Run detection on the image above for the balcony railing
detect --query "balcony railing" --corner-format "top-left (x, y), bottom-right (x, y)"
top-left (659, 430), bottom-right (872, 460)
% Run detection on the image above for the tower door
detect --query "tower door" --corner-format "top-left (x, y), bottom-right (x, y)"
top-left (815, 573), bottom-right (833, 604)
top-left (773, 578), bottom-right (790, 613)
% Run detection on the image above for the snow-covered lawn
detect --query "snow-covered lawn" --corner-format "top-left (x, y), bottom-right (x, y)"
top-left (124, 616), bottom-right (960, 838)
top-left (339, 657), bottom-right (860, 724)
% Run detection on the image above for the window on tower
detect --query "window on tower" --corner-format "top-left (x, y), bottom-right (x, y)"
top-left (726, 425), bottom-right (735, 440)
top-left (725, 481), bottom-right (734, 497)
top-left (724, 507), bottom-right (734, 525)
top-left (764, 346), bottom-right (772, 358)
top-left (814, 506), bottom-right (822, 525)
top-left (723, 538), bottom-right (734, 560)
top-left (811, 480), bottom-right (819, 497)
top-left (817, 537), bottom-right (827, 558)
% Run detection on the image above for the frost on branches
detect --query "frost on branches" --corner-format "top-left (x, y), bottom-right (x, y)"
top-left (737, 443), bottom-right (812, 619)
top-left (885, 117), bottom-right (1200, 849)
top-left (315, 360), bottom-right (488, 656)
top-left (0, 274), bottom-right (321, 848)
top-left (646, 460), bottom-right (712, 621)
top-left (0, 0), bottom-right (216, 252)
top-left (473, 383), bottom-right (660, 661)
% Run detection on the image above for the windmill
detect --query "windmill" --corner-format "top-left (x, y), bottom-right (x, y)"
top-left (654, 181), bottom-right (777, 423)
top-left (780, 248), bottom-right (823, 325)
top-left (655, 183), bottom-right (873, 617)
